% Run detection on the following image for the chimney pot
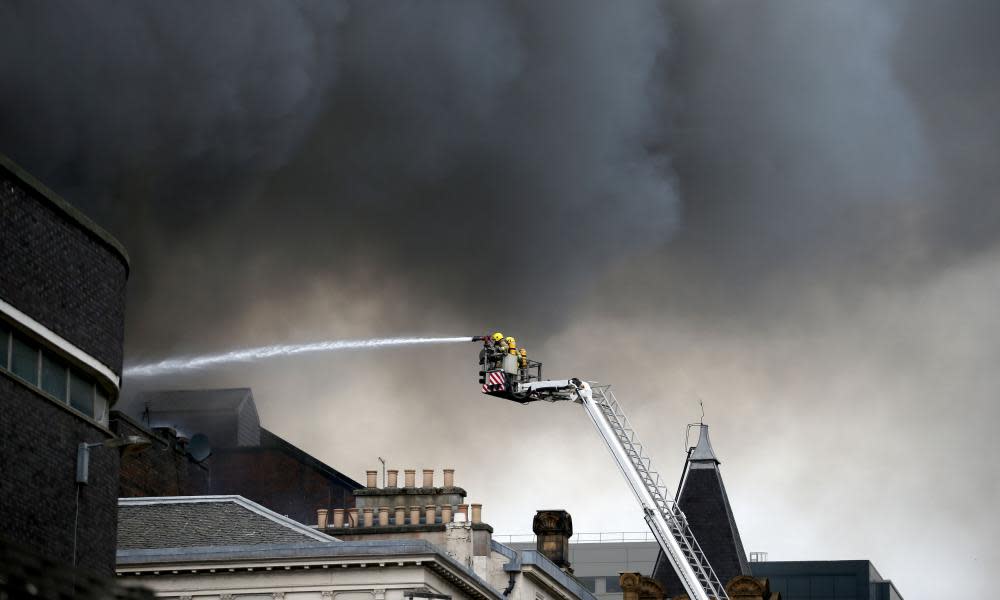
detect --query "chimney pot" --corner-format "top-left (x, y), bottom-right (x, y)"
top-left (404, 469), bottom-right (416, 488)
top-left (471, 503), bottom-right (482, 524)
top-left (425, 504), bottom-right (437, 525)
top-left (409, 506), bottom-right (421, 525)
top-left (378, 507), bottom-right (390, 527)
top-left (363, 507), bottom-right (374, 527)
top-left (317, 509), bottom-right (329, 528)
top-left (388, 469), bottom-right (399, 487)
top-left (442, 505), bottom-right (453, 523)
top-left (443, 468), bottom-right (455, 487)
top-left (366, 470), bottom-right (378, 488)
top-left (347, 508), bottom-right (358, 528)
top-left (395, 506), bottom-right (406, 526)
top-left (422, 469), bottom-right (434, 487)
top-left (532, 510), bottom-right (574, 571)
top-left (333, 508), bottom-right (345, 528)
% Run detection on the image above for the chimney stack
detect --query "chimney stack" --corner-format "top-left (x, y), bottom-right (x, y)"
top-left (443, 468), bottom-right (455, 487)
top-left (333, 508), bottom-right (345, 528)
top-left (422, 469), bottom-right (434, 487)
top-left (471, 503), bottom-right (482, 524)
top-left (388, 469), bottom-right (399, 488)
top-left (409, 506), bottom-right (421, 525)
top-left (533, 510), bottom-right (574, 572)
top-left (425, 504), bottom-right (437, 525)
top-left (378, 507), bottom-right (390, 527)
top-left (363, 507), bottom-right (374, 527)
top-left (441, 504), bottom-right (453, 523)
top-left (404, 469), bottom-right (416, 488)
top-left (366, 470), bottom-right (378, 488)
top-left (395, 506), bottom-right (406, 526)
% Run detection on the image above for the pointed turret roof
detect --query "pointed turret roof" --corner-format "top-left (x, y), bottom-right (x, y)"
top-left (652, 424), bottom-right (750, 597)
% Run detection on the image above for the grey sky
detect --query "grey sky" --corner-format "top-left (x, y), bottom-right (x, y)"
top-left (3, 1), bottom-right (998, 596)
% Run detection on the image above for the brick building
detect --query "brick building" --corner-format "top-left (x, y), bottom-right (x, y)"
top-left (117, 387), bottom-right (360, 523)
top-left (0, 153), bottom-right (130, 577)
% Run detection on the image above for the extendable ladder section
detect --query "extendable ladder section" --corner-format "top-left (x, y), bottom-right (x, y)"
top-left (578, 383), bottom-right (730, 600)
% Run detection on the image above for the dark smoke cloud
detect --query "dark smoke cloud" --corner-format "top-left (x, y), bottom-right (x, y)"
top-left (3, 1), bottom-right (1000, 597)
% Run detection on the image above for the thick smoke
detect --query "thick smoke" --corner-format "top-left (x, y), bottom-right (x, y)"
top-left (3, 1), bottom-right (1000, 597)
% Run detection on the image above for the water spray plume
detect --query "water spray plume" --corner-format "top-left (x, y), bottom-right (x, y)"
top-left (124, 336), bottom-right (475, 378)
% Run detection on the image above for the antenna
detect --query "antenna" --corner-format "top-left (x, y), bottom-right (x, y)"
top-left (378, 456), bottom-right (386, 488)
top-left (699, 397), bottom-right (705, 424)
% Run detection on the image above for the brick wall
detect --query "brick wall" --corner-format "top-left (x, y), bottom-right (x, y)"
top-left (0, 164), bottom-right (129, 372)
top-left (0, 156), bottom-right (129, 578)
top-left (208, 446), bottom-right (356, 524)
top-left (0, 377), bottom-right (119, 576)
top-left (113, 413), bottom-right (211, 498)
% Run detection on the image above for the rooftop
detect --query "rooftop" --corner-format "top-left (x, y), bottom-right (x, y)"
top-left (117, 495), bottom-right (337, 550)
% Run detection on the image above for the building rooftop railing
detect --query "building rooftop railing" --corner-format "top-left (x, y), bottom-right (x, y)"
top-left (494, 531), bottom-right (657, 544)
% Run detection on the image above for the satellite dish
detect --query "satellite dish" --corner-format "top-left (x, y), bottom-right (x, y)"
top-left (188, 433), bottom-right (212, 463)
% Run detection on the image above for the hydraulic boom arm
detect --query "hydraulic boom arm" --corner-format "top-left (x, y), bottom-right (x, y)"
top-left (521, 378), bottom-right (730, 600)
top-left (574, 381), bottom-right (729, 600)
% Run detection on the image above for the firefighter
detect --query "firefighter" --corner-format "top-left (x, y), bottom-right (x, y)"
top-left (518, 347), bottom-right (529, 382)
top-left (503, 346), bottom-right (520, 389)
top-left (497, 336), bottom-right (510, 366)
top-left (489, 332), bottom-right (505, 369)
top-left (479, 335), bottom-right (494, 368)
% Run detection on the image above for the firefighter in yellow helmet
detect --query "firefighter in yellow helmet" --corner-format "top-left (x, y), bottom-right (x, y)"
top-left (502, 345), bottom-right (520, 388)
top-left (504, 336), bottom-right (516, 349)
top-left (491, 332), bottom-right (506, 369)
top-left (518, 347), bottom-right (528, 382)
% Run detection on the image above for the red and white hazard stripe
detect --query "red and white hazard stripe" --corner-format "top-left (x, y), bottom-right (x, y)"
top-left (482, 370), bottom-right (507, 393)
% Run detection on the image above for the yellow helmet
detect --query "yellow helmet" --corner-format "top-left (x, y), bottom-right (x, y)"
top-left (509, 347), bottom-right (518, 354)
top-left (504, 336), bottom-right (515, 347)
top-left (519, 348), bottom-right (527, 356)
top-left (491, 332), bottom-right (504, 342)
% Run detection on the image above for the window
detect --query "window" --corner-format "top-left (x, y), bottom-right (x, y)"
top-left (0, 322), bottom-right (8, 367)
top-left (1, 320), bottom-right (109, 423)
top-left (605, 577), bottom-right (622, 593)
top-left (11, 333), bottom-right (38, 384)
top-left (577, 577), bottom-right (597, 593)
top-left (41, 351), bottom-right (68, 401)
top-left (69, 370), bottom-right (94, 417)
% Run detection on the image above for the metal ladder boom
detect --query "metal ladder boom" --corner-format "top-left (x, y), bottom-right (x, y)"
top-left (576, 382), bottom-right (729, 600)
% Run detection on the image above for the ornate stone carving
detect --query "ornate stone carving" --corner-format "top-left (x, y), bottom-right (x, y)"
top-left (619, 572), bottom-right (664, 600)
top-left (532, 510), bottom-right (573, 536)
top-left (725, 575), bottom-right (777, 600)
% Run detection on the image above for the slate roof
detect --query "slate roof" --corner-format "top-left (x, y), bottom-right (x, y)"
top-left (652, 425), bottom-right (750, 597)
top-left (117, 496), bottom-right (337, 550)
